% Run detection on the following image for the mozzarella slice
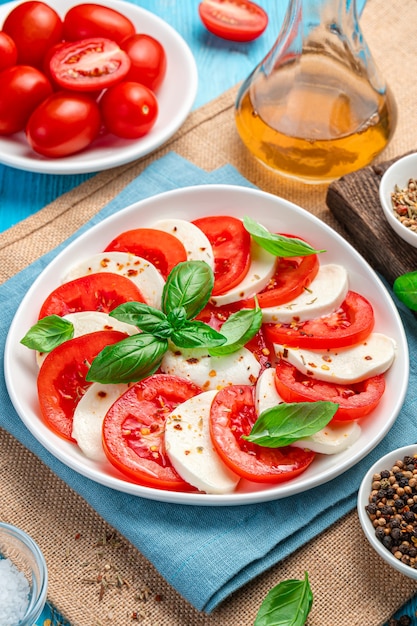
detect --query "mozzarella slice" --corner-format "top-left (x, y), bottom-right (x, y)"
top-left (161, 346), bottom-right (261, 390)
top-left (274, 332), bottom-right (397, 383)
top-left (261, 264), bottom-right (349, 323)
top-left (151, 218), bottom-right (214, 267)
top-left (63, 252), bottom-right (165, 309)
top-left (255, 368), bottom-right (361, 454)
top-left (165, 390), bottom-right (240, 494)
top-left (36, 311), bottom-right (138, 367)
top-left (72, 382), bottom-right (130, 462)
top-left (209, 240), bottom-right (277, 306)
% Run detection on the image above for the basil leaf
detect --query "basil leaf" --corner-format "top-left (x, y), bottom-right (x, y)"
top-left (254, 572), bottom-right (313, 626)
top-left (162, 260), bottom-right (214, 319)
top-left (167, 306), bottom-right (187, 330)
top-left (393, 271), bottom-right (417, 311)
top-left (209, 305), bottom-right (262, 356)
top-left (243, 216), bottom-right (325, 257)
top-left (171, 320), bottom-right (226, 349)
top-left (110, 302), bottom-right (166, 332)
top-left (243, 401), bottom-right (338, 447)
top-left (20, 315), bottom-right (74, 352)
top-left (86, 334), bottom-right (168, 384)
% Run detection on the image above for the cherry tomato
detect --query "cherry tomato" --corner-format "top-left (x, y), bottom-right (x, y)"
top-left (274, 360), bottom-right (386, 421)
top-left (198, 0), bottom-right (268, 42)
top-left (120, 34), bottom-right (167, 92)
top-left (192, 216), bottom-right (251, 296)
top-left (104, 229), bottom-right (187, 280)
top-left (209, 385), bottom-right (315, 482)
top-left (26, 91), bottom-right (101, 158)
top-left (102, 374), bottom-right (202, 490)
top-left (2, 1), bottom-right (63, 68)
top-left (63, 3), bottom-right (135, 44)
top-left (49, 38), bottom-right (131, 92)
top-left (38, 272), bottom-right (146, 319)
top-left (100, 81), bottom-right (158, 139)
top-left (38, 330), bottom-right (127, 440)
top-left (0, 65), bottom-right (53, 135)
top-left (264, 291), bottom-right (375, 349)
top-left (0, 31), bottom-right (17, 72)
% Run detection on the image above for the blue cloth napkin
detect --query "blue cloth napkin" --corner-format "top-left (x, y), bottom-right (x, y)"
top-left (1, 152), bottom-right (417, 613)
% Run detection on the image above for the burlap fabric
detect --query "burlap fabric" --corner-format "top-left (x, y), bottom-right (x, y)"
top-left (1, 0), bottom-right (417, 623)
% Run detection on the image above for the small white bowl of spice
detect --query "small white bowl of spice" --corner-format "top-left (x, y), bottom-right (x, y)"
top-left (379, 152), bottom-right (417, 248)
top-left (357, 445), bottom-right (417, 580)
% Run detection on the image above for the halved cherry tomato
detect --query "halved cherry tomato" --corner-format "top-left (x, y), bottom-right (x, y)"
top-left (99, 81), bottom-right (158, 139)
top-left (192, 215), bottom-right (251, 296)
top-left (63, 3), bottom-right (135, 44)
top-left (104, 229), bottom-right (187, 280)
top-left (0, 31), bottom-right (17, 72)
top-left (102, 374), bottom-right (202, 490)
top-left (38, 272), bottom-right (145, 318)
top-left (49, 38), bottom-right (131, 92)
top-left (198, 0), bottom-right (268, 42)
top-left (2, 1), bottom-right (63, 68)
top-left (38, 330), bottom-right (126, 440)
top-left (264, 291), bottom-right (375, 349)
top-left (274, 360), bottom-right (386, 421)
top-left (120, 34), bottom-right (167, 92)
top-left (209, 385), bottom-right (315, 482)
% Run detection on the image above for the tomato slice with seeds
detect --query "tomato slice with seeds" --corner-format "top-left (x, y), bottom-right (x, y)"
top-left (38, 272), bottom-right (146, 318)
top-left (104, 228), bottom-right (187, 280)
top-left (49, 38), bottom-right (131, 92)
top-left (274, 360), bottom-right (386, 422)
top-left (192, 215), bottom-right (251, 296)
top-left (209, 385), bottom-right (315, 483)
top-left (264, 291), bottom-right (375, 349)
top-left (38, 330), bottom-right (126, 441)
top-left (198, 0), bottom-right (268, 42)
top-left (102, 374), bottom-right (202, 490)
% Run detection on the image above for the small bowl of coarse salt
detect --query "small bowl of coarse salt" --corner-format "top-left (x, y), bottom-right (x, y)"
top-left (0, 521), bottom-right (48, 626)
top-left (379, 152), bottom-right (417, 249)
top-left (357, 445), bottom-right (417, 580)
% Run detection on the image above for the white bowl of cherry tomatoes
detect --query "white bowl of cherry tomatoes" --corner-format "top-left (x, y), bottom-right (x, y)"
top-left (0, 0), bottom-right (197, 174)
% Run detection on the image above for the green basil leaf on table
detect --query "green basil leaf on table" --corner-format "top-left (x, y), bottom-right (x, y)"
top-left (254, 572), bottom-right (313, 626)
top-left (393, 271), bottom-right (417, 311)
top-left (20, 315), bottom-right (74, 352)
top-left (209, 304), bottom-right (262, 356)
top-left (171, 320), bottom-right (226, 349)
top-left (243, 401), bottom-right (338, 447)
top-left (243, 216), bottom-right (325, 257)
top-left (110, 301), bottom-right (166, 331)
top-left (162, 260), bottom-right (214, 319)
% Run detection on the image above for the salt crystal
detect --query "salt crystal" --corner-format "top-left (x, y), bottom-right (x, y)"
top-left (0, 557), bottom-right (30, 626)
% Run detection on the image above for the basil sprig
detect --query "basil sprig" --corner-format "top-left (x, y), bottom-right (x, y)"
top-left (393, 270), bottom-right (417, 311)
top-left (208, 299), bottom-right (262, 356)
top-left (20, 314), bottom-right (74, 352)
top-left (254, 572), bottom-right (313, 626)
top-left (243, 401), bottom-right (338, 447)
top-left (243, 216), bottom-right (325, 257)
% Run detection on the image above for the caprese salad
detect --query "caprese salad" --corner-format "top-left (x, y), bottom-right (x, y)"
top-left (21, 214), bottom-right (397, 495)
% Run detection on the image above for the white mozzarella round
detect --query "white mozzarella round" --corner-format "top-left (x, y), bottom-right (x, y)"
top-left (209, 240), bottom-right (277, 306)
top-left (160, 346), bottom-right (261, 390)
top-left (63, 252), bottom-right (165, 309)
top-left (261, 264), bottom-right (349, 323)
top-left (72, 382), bottom-right (130, 462)
top-left (165, 390), bottom-right (240, 494)
top-left (151, 218), bottom-right (214, 267)
top-left (274, 332), bottom-right (397, 384)
top-left (255, 368), bottom-right (361, 454)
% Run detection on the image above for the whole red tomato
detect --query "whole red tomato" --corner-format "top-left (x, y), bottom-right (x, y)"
top-left (2, 1), bottom-right (63, 67)
top-left (0, 65), bottom-right (53, 135)
top-left (120, 34), bottom-right (167, 92)
top-left (26, 91), bottom-right (102, 157)
top-left (100, 81), bottom-right (158, 139)
top-left (63, 3), bottom-right (135, 43)
top-left (0, 31), bottom-right (17, 72)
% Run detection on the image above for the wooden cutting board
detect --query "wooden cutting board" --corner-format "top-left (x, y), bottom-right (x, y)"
top-left (326, 152), bottom-right (417, 286)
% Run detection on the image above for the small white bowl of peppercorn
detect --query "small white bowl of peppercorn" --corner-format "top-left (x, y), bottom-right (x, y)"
top-left (379, 152), bottom-right (417, 249)
top-left (357, 445), bottom-right (417, 580)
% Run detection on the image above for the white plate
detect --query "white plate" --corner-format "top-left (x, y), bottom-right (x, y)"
top-left (0, 0), bottom-right (197, 174)
top-left (4, 185), bottom-right (409, 505)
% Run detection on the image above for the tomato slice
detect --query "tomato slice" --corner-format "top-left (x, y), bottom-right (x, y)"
top-left (49, 38), bottom-right (131, 92)
top-left (38, 272), bottom-right (145, 318)
top-left (264, 291), bottom-right (375, 349)
top-left (37, 330), bottom-right (126, 440)
top-left (192, 215), bottom-right (251, 295)
top-left (209, 385), bottom-right (315, 483)
top-left (102, 374), bottom-right (202, 490)
top-left (274, 360), bottom-right (386, 421)
top-left (104, 228), bottom-right (187, 280)
top-left (198, 0), bottom-right (268, 42)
